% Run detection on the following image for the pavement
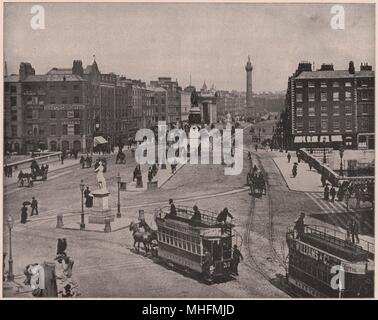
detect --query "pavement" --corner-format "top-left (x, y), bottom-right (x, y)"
top-left (273, 154), bottom-right (324, 193)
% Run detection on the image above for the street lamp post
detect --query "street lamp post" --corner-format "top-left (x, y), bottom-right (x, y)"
top-left (80, 179), bottom-right (85, 230)
top-left (7, 215), bottom-right (14, 281)
top-left (339, 146), bottom-right (344, 177)
top-left (117, 172), bottom-right (121, 218)
top-left (323, 137), bottom-right (327, 164)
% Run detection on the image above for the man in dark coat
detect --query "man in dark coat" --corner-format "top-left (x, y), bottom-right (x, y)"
top-left (148, 168), bottom-right (153, 183)
top-left (324, 185), bottom-right (330, 200)
top-left (56, 238), bottom-right (67, 256)
top-left (232, 245), bottom-right (244, 276)
top-left (216, 208), bottom-right (234, 224)
top-left (190, 205), bottom-right (201, 225)
top-left (169, 199), bottom-right (177, 216)
top-left (84, 187), bottom-right (93, 208)
top-left (287, 153), bottom-right (291, 163)
top-left (31, 196), bottom-right (38, 216)
top-left (21, 204), bottom-right (28, 224)
top-left (330, 186), bottom-right (336, 202)
top-left (294, 212), bottom-right (306, 239)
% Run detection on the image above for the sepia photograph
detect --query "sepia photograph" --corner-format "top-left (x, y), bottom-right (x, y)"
top-left (1, 1), bottom-right (375, 300)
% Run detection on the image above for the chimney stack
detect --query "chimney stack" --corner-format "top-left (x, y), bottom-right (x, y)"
top-left (360, 62), bottom-right (372, 71)
top-left (19, 62), bottom-right (35, 80)
top-left (348, 61), bottom-right (355, 74)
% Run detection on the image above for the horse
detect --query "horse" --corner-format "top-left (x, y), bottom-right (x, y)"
top-left (116, 152), bottom-right (126, 164)
top-left (129, 222), bottom-right (154, 253)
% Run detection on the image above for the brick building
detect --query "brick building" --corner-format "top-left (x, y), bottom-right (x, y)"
top-left (286, 61), bottom-right (374, 149)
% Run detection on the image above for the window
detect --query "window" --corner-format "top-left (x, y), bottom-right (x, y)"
top-left (50, 110), bottom-right (56, 119)
top-left (74, 111), bottom-right (80, 118)
top-left (61, 84), bottom-right (67, 91)
top-left (62, 124), bottom-right (68, 135)
top-left (333, 81), bottom-right (339, 87)
top-left (333, 120), bottom-right (340, 131)
top-left (74, 96), bottom-right (80, 103)
top-left (73, 84), bottom-right (80, 90)
top-left (32, 110), bottom-right (39, 120)
top-left (11, 110), bottom-right (17, 121)
top-left (333, 105), bottom-right (340, 116)
top-left (362, 104), bottom-right (369, 114)
top-left (361, 91), bottom-right (369, 101)
top-left (10, 96), bottom-right (17, 106)
top-left (345, 105), bottom-right (352, 115)
top-left (10, 85), bottom-right (17, 93)
top-left (308, 81), bottom-right (315, 88)
top-left (345, 120), bottom-right (352, 130)
top-left (321, 120), bottom-right (328, 131)
top-left (345, 91), bottom-right (352, 101)
top-left (61, 97), bottom-right (68, 104)
top-left (295, 82), bottom-right (303, 88)
top-left (309, 120), bottom-right (315, 131)
top-left (50, 96), bottom-right (56, 104)
top-left (50, 125), bottom-right (56, 135)
top-left (296, 118), bottom-right (303, 129)
top-left (296, 107), bottom-right (303, 116)
top-left (308, 106), bottom-right (315, 116)
top-left (333, 92), bottom-right (339, 101)
top-left (321, 92), bottom-right (327, 101)
top-left (320, 81), bottom-right (327, 87)
top-left (11, 125), bottom-right (17, 136)
top-left (74, 124), bottom-right (80, 135)
top-left (49, 84), bottom-right (55, 90)
top-left (26, 109), bottom-right (33, 119)
top-left (361, 119), bottom-right (368, 131)
top-left (296, 93), bottom-right (303, 102)
top-left (308, 92), bottom-right (315, 102)
top-left (345, 82), bottom-right (352, 87)
top-left (321, 106), bottom-right (327, 116)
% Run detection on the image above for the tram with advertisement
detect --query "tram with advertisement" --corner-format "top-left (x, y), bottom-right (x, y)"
top-left (286, 225), bottom-right (374, 297)
top-left (154, 206), bottom-right (235, 281)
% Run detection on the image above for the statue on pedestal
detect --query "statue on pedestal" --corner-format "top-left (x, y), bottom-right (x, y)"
top-left (94, 161), bottom-right (107, 191)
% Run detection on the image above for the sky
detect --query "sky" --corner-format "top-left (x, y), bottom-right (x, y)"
top-left (3, 2), bottom-right (375, 92)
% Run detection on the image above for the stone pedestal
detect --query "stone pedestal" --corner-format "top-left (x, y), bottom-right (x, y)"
top-left (88, 189), bottom-right (114, 224)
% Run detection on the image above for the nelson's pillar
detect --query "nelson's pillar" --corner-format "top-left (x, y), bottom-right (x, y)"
top-left (245, 56), bottom-right (254, 116)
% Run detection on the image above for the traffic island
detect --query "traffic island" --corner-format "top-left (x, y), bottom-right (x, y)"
top-left (88, 189), bottom-right (115, 224)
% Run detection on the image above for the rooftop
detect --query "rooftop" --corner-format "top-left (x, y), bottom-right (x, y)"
top-left (295, 70), bottom-right (374, 80)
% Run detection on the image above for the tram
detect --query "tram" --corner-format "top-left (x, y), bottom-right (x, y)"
top-left (155, 206), bottom-right (234, 281)
top-left (286, 225), bottom-right (374, 297)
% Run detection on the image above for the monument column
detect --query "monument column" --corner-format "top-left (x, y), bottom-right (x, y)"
top-left (245, 56), bottom-right (254, 116)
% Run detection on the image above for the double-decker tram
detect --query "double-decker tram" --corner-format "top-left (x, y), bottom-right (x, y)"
top-left (286, 225), bottom-right (374, 297)
top-left (155, 206), bottom-right (234, 281)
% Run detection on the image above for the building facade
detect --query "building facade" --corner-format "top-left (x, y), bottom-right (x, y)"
top-left (286, 61), bottom-right (374, 149)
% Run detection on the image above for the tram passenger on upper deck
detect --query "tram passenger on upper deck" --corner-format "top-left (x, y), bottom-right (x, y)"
top-left (190, 205), bottom-right (202, 225)
top-left (294, 212), bottom-right (306, 239)
top-left (167, 199), bottom-right (177, 217)
top-left (217, 208), bottom-right (234, 233)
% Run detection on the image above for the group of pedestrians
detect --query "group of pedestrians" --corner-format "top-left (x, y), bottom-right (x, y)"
top-left (20, 196), bottom-right (39, 224)
top-left (4, 165), bottom-right (13, 177)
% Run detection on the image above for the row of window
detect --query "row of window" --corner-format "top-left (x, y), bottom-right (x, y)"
top-left (50, 124), bottom-right (81, 136)
top-left (26, 110), bottom-right (82, 120)
top-left (296, 81), bottom-right (352, 88)
top-left (296, 118), bottom-right (369, 131)
top-left (158, 227), bottom-right (201, 255)
top-left (296, 91), bottom-right (352, 102)
top-left (297, 105), bottom-right (353, 117)
top-left (48, 83), bottom-right (81, 91)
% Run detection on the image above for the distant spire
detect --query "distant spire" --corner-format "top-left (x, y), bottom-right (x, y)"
top-left (190, 73), bottom-right (192, 86)
top-left (93, 54), bottom-right (96, 63)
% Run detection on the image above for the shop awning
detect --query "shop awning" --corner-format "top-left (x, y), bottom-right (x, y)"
top-left (320, 136), bottom-right (330, 142)
top-left (331, 135), bottom-right (343, 142)
top-left (311, 136), bottom-right (319, 143)
top-left (294, 136), bottom-right (303, 143)
top-left (94, 136), bottom-right (108, 146)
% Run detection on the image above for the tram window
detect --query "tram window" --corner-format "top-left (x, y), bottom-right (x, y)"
top-left (183, 241), bottom-right (186, 250)
top-left (196, 245), bottom-right (201, 255)
top-left (162, 232), bottom-right (165, 242)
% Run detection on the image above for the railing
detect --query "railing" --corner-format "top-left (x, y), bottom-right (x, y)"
top-left (159, 205), bottom-right (220, 226)
top-left (288, 224), bottom-right (374, 258)
top-left (4, 152), bottom-right (62, 169)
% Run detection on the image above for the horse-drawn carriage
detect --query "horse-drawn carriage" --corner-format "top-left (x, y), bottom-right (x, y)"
top-left (80, 155), bottom-right (92, 168)
top-left (30, 160), bottom-right (48, 181)
top-left (247, 170), bottom-right (266, 196)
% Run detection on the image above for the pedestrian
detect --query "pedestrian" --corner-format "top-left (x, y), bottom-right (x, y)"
top-left (231, 245), bottom-right (243, 276)
top-left (84, 187), bottom-right (93, 208)
top-left (292, 163), bottom-right (298, 178)
top-left (287, 152), bottom-right (291, 163)
top-left (330, 185), bottom-right (336, 202)
top-left (216, 207), bottom-right (234, 224)
top-left (133, 166), bottom-right (138, 182)
top-left (337, 186), bottom-right (344, 201)
top-left (255, 144), bottom-right (258, 152)
top-left (294, 212), bottom-right (306, 239)
top-left (80, 156), bottom-right (85, 169)
top-left (324, 184), bottom-right (330, 200)
top-left (190, 205), bottom-right (202, 225)
top-left (202, 249), bottom-right (213, 279)
top-left (21, 203), bottom-right (28, 224)
top-left (9, 166), bottom-right (13, 178)
top-left (56, 238), bottom-right (67, 257)
top-left (168, 199), bottom-right (177, 216)
top-left (348, 220), bottom-right (360, 244)
top-left (308, 162), bottom-right (312, 171)
top-left (148, 167), bottom-right (153, 183)
top-left (321, 174), bottom-right (327, 188)
top-left (31, 196), bottom-right (38, 216)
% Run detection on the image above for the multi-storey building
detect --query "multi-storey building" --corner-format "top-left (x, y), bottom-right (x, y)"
top-left (286, 61), bottom-right (374, 149)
